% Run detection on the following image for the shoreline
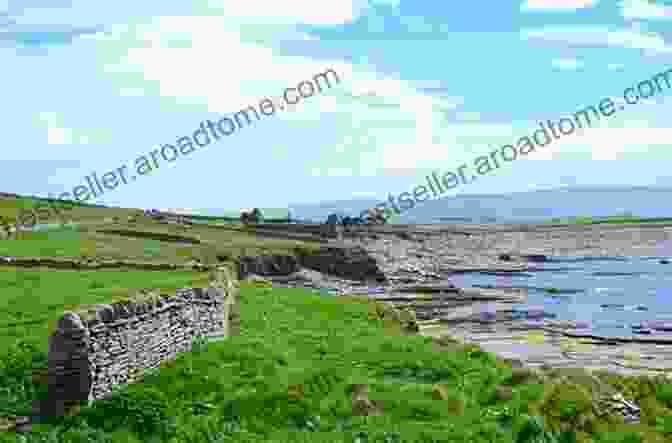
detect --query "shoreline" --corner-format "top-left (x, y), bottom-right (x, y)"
top-left (248, 221), bottom-right (672, 378)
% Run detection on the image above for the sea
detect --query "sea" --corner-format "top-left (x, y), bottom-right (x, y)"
top-left (451, 256), bottom-right (672, 338)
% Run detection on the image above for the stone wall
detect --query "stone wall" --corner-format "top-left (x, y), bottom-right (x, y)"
top-left (35, 265), bottom-right (239, 417)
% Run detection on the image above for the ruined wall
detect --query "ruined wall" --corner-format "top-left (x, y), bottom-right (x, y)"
top-left (36, 265), bottom-right (239, 417)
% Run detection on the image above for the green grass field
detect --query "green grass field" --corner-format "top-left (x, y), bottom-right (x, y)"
top-left (0, 195), bottom-right (320, 263)
top-left (1, 283), bottom-right (671, 442)
top-left (0, 267), bottom-right (213, 354)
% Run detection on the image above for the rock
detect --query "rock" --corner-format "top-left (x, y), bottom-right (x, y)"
top-left (651, 321), bottom-right (672, 331)
top-left (479, 304), bottom-right (498, 322)
top-left (288, 384), bottom-right (304, 401)
top-left (445, 394), bottom-right (466, 416)
top-left (660, 259), bottom-right (669, 264)
top-left (398, 232), bottom-right (414, 241)
top-left (502, 358), bottom-right (524, 369)
top-left (31, 366), bottom-right (48, 385)
top-left (498, 254), bottom-right (512, 261)
top-left (238, 255), bottom-right (299, 278)
top-left (526, 305), bottom-right (546, 320)
top-left (435, 335), bottom-right (462, 346)
top-left (394, 283), bottom-right (458, 293)
top-left (186, 258), bottom-right (202, 268)
top-left (554, 368), bottom-right (605, 394)
top-left (96, 304), bottom-right (114, 323)
top-left (41, 312), bottom-right (92, 417)
top-left (431, 384), bottom-right (449, 400)
top-left (523, 254), bottom-right (547, 263)
top-left (2, 416), bottom-right (30, 434)
top-left (0, 416), bottom-right (15, 432)
top-left (297, 246), bottom-right (386, 283)
top-left (64, 401), bottom-right (81, 417)
top-left (634, 320), bottom-right (672, 332)
top-left (506, 368), bottom-right (540, 385)
top-left (350, 384), bottom-right (383, 416)
top-left (244, 274), bottom-right (272, 287)
top-left (495, 386), bottom-right (514, 401)
top-left (397, 307), bottom-right (416, 323)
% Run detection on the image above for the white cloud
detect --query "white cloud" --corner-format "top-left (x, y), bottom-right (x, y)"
top-left (551, 58), bottom-right (584, 70)
top-left (560, 127), bottom-right (672, 160)
top-left (456, 111), bottom-right (482, 121)
top-left (369, 0), bottom-right (401, 7)
top-left (521, 0), bottom-right (598, 11)
top-left (99, 16), bottom-right (354, 119)
top-left (196, 0), bottom-right (369, 25)
top-left (46, 127), bottom-right (73, 145)
top-left (619, 0), bottom-right (672, 20)
top-left (35, 111), bottom-right (90, 145)
top-left (522, 26), bottom-right (672, 53)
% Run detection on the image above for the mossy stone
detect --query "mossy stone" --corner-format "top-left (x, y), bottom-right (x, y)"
top-left (431, 384), bottom-right (449, 401)
top-left (445, 392), bottom-right (465, 416)
top-left (505, 368), bottom-right (540, 386)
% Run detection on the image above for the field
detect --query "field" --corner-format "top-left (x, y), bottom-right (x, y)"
top-left (0, 195), bottom-right (671, 442)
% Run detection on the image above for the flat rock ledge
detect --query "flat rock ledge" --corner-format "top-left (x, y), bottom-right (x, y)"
top-left (261, 266), bottom-right (672, 382)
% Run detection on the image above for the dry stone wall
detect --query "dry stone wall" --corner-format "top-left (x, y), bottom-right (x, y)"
top-left (35, 265), bottom-right (239, 417)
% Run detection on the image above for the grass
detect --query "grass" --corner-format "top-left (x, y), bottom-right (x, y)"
top-left (0, 214), bottom-right (320, 265)
top-left (0, 267), bottom-right (215, 357)
top-left (1, 282), bottom-right (670, 442)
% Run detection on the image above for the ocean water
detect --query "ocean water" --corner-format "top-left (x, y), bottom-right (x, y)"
top-left (450, 255), bottom-right (672, 338)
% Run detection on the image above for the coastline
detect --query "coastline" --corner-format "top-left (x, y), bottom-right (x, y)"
top-left (248, 221), bottom-right (672, 379)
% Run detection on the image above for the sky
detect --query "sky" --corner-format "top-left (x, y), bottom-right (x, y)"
top-left (1, 0), bottom-right (672, 214)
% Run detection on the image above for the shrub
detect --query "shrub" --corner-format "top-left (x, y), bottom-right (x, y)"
top-left (78, 384), bottom-right (175, 438)
top-left (654, 382), bottom-right (672, 407)
top-left (538, 383), bottom-right (595, 434)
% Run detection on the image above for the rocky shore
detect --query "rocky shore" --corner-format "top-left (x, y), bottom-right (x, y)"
top-left (241, 222), bottom-right (672, 382)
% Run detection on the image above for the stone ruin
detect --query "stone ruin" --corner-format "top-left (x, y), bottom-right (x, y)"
top-left (34, 265), bottom-right (240, 417)
top-left (240, 208), bottom-right (262, 225)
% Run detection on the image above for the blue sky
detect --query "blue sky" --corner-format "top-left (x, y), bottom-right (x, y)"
top-left (2, 0), bottom-right (672, 214)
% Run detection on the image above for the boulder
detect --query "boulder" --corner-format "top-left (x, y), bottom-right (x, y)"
top-left (350, 384), bottom-right (383, 417)
top-left (296, 246), bottom-right (386, 283)
top-left (244, 274), bottom-right (273, 288)
top-left (431, 384), bottom-right (449, 400)
top-left (238, 255), bottom-right (299, 278)
top-left (494, 386), bottom-right (514, 401)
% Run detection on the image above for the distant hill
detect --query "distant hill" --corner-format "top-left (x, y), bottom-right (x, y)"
top-left (287, 185), bottom-right (672, 224)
